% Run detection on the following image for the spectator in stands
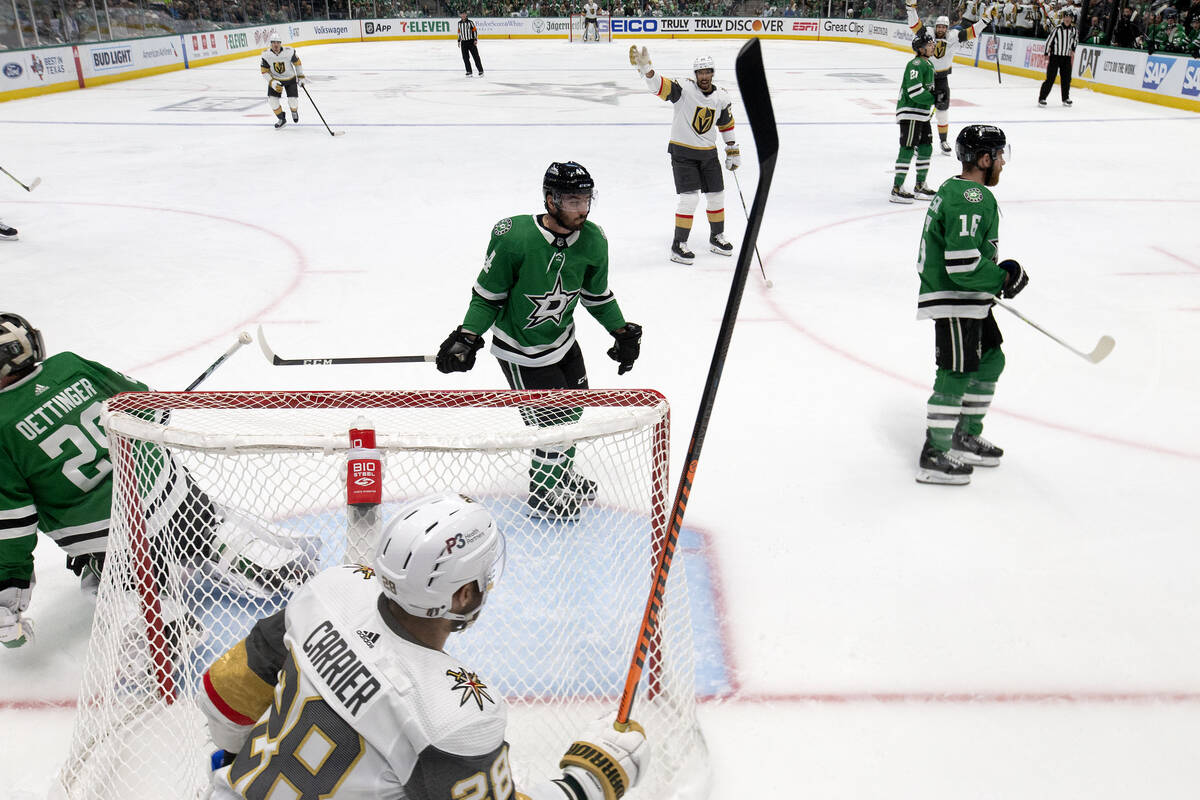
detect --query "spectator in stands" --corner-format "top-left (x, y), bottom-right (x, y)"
top-left (1189, 15), bottom-right (1200, 54)
top-left (1085, 13), bottom-right (1104, 40)
top-left (1111, 5), bottom-right (1140, 47)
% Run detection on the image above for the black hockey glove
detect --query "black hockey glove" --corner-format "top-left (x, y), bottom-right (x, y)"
top-left (436, 326), bottom-right (484, 374)
top-left (998, 259), bottom-right (1029, 299)
top-left (607, 323), bottom-right (642, 376)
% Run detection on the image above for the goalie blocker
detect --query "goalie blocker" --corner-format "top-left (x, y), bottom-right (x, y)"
top-left (201, 494), bottom-right (648, 800)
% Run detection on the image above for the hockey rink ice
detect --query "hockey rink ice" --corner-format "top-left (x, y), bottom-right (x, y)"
top-left (2, 34), bottom-right (1200, 798)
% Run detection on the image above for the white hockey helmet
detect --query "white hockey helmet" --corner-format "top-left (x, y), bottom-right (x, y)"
top-left (935, 15), bottom-right (950, 27)
top-left (693, 55), bottom-right (715, 73)
top-left (0, 313), bottom-right (45, 378)
top-left (269, 32), bottom-right (283, 44)
top-left (374, 492), bottom-right (505, 630)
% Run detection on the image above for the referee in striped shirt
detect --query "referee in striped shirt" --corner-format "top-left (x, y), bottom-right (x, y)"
top-left (1038, 8), bottom-right (1078, 106)
top-left (458, 11), bottom-right (483, 77)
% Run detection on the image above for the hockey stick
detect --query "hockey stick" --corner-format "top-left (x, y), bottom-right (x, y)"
top-left (257, 324), bottom-right (434, 365)
top-left (732, 170), bottom-right (773, 288)
top-left (994, 298), bottom-right (1115, 364)
top-left (301, 84), bottom-right (345, 137)
top-left (184, 331), bottom-right (253, 391)
top-left (989, 20), bottom-right (1003, 83)
top-left (0, 165), bottom-right (41, 192)
top-left (615, 36), bottom-right (778, 729)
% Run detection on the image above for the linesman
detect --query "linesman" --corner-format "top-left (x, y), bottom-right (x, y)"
top-left (1038, 7), bottom-right (1077, 106)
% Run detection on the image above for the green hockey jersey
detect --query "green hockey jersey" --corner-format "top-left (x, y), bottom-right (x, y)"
top-left (896, 55), bottom-right (936, 122)
top-left (916, 177), bottom-right (1007, 320)
top-left (462, 214), bottom-right (626, 367)
top-left (0, 353), bottom-right (147, 583)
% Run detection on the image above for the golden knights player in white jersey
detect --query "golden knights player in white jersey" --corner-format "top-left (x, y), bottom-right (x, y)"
top-left (581, 1), bottom-right (601, 41)
top-left (201, 492), bottom-right (649, 800)
top-left (630, 46), bottom-right (740, 265)
top-left (907, 0), bottom-right (992, 154)
top-left (261, 33), bottom-right (307, 129)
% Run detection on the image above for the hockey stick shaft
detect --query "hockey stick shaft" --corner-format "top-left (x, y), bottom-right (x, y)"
top-left (301, 84), bottom-right (340, 137)
top-left (184, 332), bottom-right (252, 391)
top-left (257, 324), bottom-right (433, 365)
top-left (990, 23), bottom-right (1003, 83)
top-left (0, 165), bottom-right (41, 192)
top-left (732, 170), bottom-right (772, 287)
top-left (616, 37), bottom-right (778, 728)
top-left (993, 298), bottom-right (1115, 363)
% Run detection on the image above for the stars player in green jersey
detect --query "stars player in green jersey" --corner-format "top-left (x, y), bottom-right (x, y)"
top-left (914, 125), bottom-right (1029, 485)
top-left (0, 314), bottom-right (311, 648)
top-left (893, 33), bottom-right (938, 204)
top-left (436, 162), bottom-right (642, 521)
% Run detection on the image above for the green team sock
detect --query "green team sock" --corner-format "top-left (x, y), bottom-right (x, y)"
top-left (894, 145), bottom-right (914, 189)
top-left (915, 142), bottom-right (933, 184)
top-left (958, 346), bottom-right (1005, 436)
top-left (926, 368), bottom-right (969, 451)
top-left (530, 445), bottom-right (576, 495)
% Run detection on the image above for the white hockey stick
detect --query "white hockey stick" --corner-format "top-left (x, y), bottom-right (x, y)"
top-left (0, 166), bottom-right (41, 192)
top-left (184, 332), bottom-right (253, 391)
top-left (994, 298), bottom-right (1115, 364)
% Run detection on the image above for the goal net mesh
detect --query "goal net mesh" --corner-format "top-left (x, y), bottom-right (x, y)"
top-left (569, 13), bottom-right (613, 42)
top-left (54, 389), bottom-right (707, 800)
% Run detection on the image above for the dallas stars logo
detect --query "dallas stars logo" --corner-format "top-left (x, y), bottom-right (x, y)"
top-left (445, 667), bottom-right (494, 710)
top-left (525, 272), bottom-right (579, 330)
top-left (963, 186), bottom-right (984, 204)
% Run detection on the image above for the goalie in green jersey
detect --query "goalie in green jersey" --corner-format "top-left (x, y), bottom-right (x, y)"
top-left (0, 314), bottom-right (314, 649)
top-left (914, 125), bottom-right (1029, 485)
top-left (436, 162), bottom-right (642, 521)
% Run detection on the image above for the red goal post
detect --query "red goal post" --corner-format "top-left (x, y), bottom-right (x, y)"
top-left (569, 11), bottom-right (613, 42)
top-left (54, 389), bottom-right (709, 800)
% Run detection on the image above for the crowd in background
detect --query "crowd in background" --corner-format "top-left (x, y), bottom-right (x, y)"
top-left (1, 0), bottom-right (1195, 55)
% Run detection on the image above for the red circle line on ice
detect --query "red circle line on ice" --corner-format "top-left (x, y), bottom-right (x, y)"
top-left (759, 198), bottom-right (1200, 462)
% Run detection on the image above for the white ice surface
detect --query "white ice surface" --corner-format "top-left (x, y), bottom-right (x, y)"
top-left (2, 36), bottom-right (1199, 798)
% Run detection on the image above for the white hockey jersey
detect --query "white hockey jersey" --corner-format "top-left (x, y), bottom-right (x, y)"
top-left (908, 7), bottom-right (987, 73)
top-left (260, 45), bottom-right (304, 82)
top-left (643, 72), bottom-right (735, 158)
top-left (583, 2), bottom-right (600, 20)
top-left (208, 565), bottom-right (519, 800)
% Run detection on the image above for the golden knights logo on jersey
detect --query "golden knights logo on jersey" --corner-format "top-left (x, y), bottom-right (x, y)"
top-left (445, 667), bottom-right (494, 710)
top-left (691, 106), bottom-right (715, 136)
top-left (351, 564), bottom-right (375, 580)
top-left (933, 40), bottom-right (948, 59)
top-left (271, 60), bottom-right (288, 75)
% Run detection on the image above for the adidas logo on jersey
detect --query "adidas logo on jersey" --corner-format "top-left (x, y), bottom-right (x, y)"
top-left (34, 384), bottom-right (50, 395)
top-left (356, 629), bottom-right (380, 648)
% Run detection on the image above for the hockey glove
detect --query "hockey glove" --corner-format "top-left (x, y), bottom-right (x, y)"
top-left (998, 259), bottom-right (1029, 299)
top-left (607, 323), bottom-right (642, 376)
top-left (210, 749), bottom-right (237, 771)
top-left (269, 79), bottom-right (284, 93)
top-left (725, 145), bottom-right (741, 171)
top-left (558, 717), bottom-right (648, 800)
top-left (0, 581), bottom-right (35, 649)
top-left (297, 75), bottom-right (307, 87)
top-left (436, 326), bottom-right (485, 374)
top-left (629, 45), bottom-right (652, 77)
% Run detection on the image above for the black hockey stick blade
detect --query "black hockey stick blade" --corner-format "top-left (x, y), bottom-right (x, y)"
top-left (616, 36), bottom-right (779, 728)
top-left (256, 324), bottom-right (433, 365)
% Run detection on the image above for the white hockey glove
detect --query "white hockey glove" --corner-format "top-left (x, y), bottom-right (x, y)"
top-left (628, 45), bottom-right (652, 77)
top-left (0, 582), bottom-right (35, 649)
top-left (269, 79), bottom-right (283, 93)
top-left (724, 144), bottom-right (741, 171)
top-left (297, 75), bottom-right (307, 87)
top-left (559, 717), bottom-right (648, 800)
top-left (906, 0), bottom-right (917, 7)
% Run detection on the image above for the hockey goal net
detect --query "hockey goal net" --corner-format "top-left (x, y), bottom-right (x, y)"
top-left (54, 389), bottom-right (708, 800)
top-left (569, 12), bottom-right (612, 42)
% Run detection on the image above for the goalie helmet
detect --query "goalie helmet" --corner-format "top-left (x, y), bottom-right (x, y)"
top-left (955, 124), bottom-right (1008, 166)
top-left (373, 492), bottom-right (505, 630)
top-left (912, 31), bottom-right (934, 52)
top-left (543, 161), bottom-right (596, 201)
top-left (935, 14), bottom-right (950, 27)
top-left (0, 313), bottom-right (45, 379)
top-left (693, 55), bottom-right (715, 72)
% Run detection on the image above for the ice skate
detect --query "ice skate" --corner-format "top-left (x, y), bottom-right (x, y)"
top-left (291, 110), bottom-right (299, 122)
top-left (1037, 98), bottom-right (1047, 106)
top-left (940, 140), bottom-right (953, 155)
top-left (564, 469), bottom-right (598, 504)
top-left (913, 182), bottom-right (936, 200)
top-left (0, 222), bottom-right (18, 241)
top-left (274, 115), bottom-right (287, 129)
top-left (1062, 98), bottom-right (1073, 107)
top-left (527, 485), bottom-right (581, 522)
top-left (670, 240), bottom-right (695, 265)
top-left (916, 438), bottom-right (973, 485)
top-left (709, 232), bottom-right (733, 256)
top-left (950, 431), bottom-right (1003, 467)
top-left (890, 186), bottom-right (915, 204)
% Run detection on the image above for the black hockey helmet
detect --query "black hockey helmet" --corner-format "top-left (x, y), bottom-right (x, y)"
top-left (0, 313), bottom-right (45, 379)
top-left (912, 32), bottom-right (934, 53)
top-left (955, 124), bottom-right (1008, 166)
top-left (543, 161), bottom-right (595, 202)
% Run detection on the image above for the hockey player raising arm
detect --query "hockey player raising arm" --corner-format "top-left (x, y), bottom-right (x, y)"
top-left (906, 0), bottom-right (992, 154)
top-left (200, 492), bottom-right (649, 800)
top-left (914, 125), bottom-right (1028, 485)
top-left (261, 33), bottom-right (307, 129)
top-left (435, 162), bottom-right (642, 521)
top-left (629, 46), bottom-right (739, 265)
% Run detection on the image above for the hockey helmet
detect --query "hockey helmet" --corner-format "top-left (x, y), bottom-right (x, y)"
top-left (955, 124), bottom-right (1009, 166)
top-left (543, 161), bottom-right (596, 202)
top-left (693, 55), bottom-right (716, 73)
top-left (935, 14), bottom-right (950, 27)
top-left (373, 493), bottom-right (505, 631)
top-left (269, 32), bottom-right (283, 44)
top-left (0, 313), bottom-right (44, 379)
top-left (912, 32), bottom-right (935, 52)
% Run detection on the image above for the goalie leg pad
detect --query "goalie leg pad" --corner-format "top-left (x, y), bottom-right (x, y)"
top-left (207, 507), bottom-right (317, 596)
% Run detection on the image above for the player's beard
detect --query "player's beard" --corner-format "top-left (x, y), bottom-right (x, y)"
top-left (550, 205), bottom-right (588, 232)
top-left (985, 161), bottom-right (1003, 187)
